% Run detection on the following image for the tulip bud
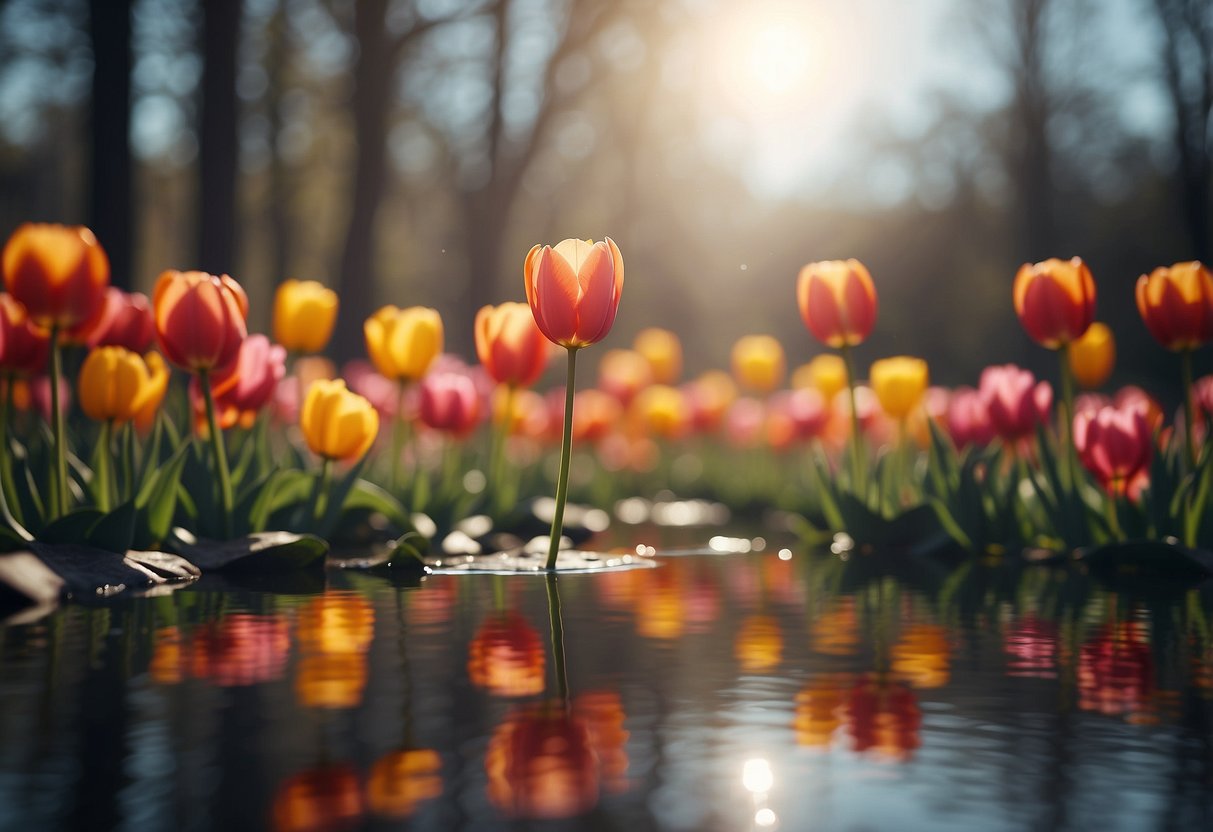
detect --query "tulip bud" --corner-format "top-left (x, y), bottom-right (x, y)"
top-left (792, 354), bottom-right (847, 403)
top-left (418, 370), bottom-right (481, 437)
top-left (1074, 403), bottom-right (1152, 498)
top-left (869, 356), bottom-right (929, 420)
top-left (300, 378), bottom-right (380, 461)
top-left (0, 294), bottom-right (49, 376)
top-left (1135, 261), bottom-right (1213, 351)
top-left (523, 237), bottom-right (624, 349)
top-left (731, 335), bottom-right (785, 393)
top-left (364, 305), bottom-right (443, 382)
top-left (633, 327), bottom-right (682, 384)
top-left (797, 259), bottom-right (878, 349)
top-left (78, 346), bottom-right (160, 423)
top-left (1068, 321), bottom-right (1115, 389)
top-left (273, 279), bottom-right (338, 354)
top-left (2, 223), bottom-right (110, 329)
top-left (69, 287), bottom-right (155, 352)
top-left (1013, 257), bottom-right (1096, 349)
top-left (154, 270), bottom-right (249, 373)
top-left (475, 301), bottom-right (550, 388)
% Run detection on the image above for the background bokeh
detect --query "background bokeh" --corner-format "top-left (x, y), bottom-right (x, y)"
top-left (0, 0), bottom-right (1209, 398)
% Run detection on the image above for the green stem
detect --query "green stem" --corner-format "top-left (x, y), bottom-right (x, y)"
top-left (441, 436), bottom-right (459, 499)
top-left (545, 347), bottom-right (578, 571)
top-left (545, 572), bottom-right (569, 705)
top-left (95, 420), bottom-right (113, 513)
top-left (391, 379), bottom-right (409, 493)
top-left (1058, 345), bottom-right (1077, 493)
top-left (48, 324), bottom-right (68, 520)
top-left (840, 344), bottom-right (865, 501)
top-left (199, 368), bottom-right (234, 539)
top-left (1182, 347), bottom-right (1196, 470)
top-left (120, 421), bottom-right (135, 502)
top-left (1106, 483), bottom-right (1124, 541)
top-left (312, 457), bottom-right (333, 523)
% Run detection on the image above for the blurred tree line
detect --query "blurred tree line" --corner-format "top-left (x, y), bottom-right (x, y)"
top-left (0, 0), bottom-right (1210, 401)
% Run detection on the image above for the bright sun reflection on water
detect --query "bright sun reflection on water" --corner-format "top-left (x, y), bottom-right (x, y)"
top-left (741, 757), bottom-right (774, 794)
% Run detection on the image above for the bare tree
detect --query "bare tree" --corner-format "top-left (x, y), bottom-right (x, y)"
top-left (1154, 0), bottom-right (1213, 261)
top-left (87, 0), bottom-right (134, 288)
top-left (197, 0), bottom-right (241, 275)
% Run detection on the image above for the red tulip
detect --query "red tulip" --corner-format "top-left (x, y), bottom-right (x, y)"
top-left (523, 238), bottom-right (624, 348)
top-left (2, 223), bottom-right (109, 329)
top-left (486, 706), bottom-right (599, 819)
top-left (467, 611), bottom-right (546, 698)
top-left (1013, 256), bottom-right (1096, 349)
top-left (69, 287), bottom-right (155, 352)
top-left (796, 259), bottom-right (878, 348)
top-left (418, 370), bottom-right (481, 437)
top-left (1135, 261), bottom-right (1213, 351)
top-left (200, 334), bottom-right (287, 428)
top-left (1073, 402), bottom-right (1152, 497)
top-left (979, 364), bottom-right (1052, 443)
top-left (475, 301), bottom-right (550, 387)
top-left (153, 270), bottom-right (249, 373)
top-left (0, 294), bottom-right (49, 375)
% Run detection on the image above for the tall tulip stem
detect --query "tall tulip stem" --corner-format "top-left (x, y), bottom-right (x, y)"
top-left (545, 347), bottom-right (578, 571)
top-left (488, 384), bottom-right (515, 518)
top-left (391, 380), bottom-right (409, 493)
top-left (1057, 345), bottom-right (1078, 492)
top-left (840, 344), bottom-right (865, 500)
top-left (312, 457), bottom-right (333, 523)
top-left (48, 325), bottom-right (69, 520)
top-left (95, 420), bottom-right (113, 513)
top-left (199, 368), bottom-right (234, 539)
top-left (1182, 347), bottom-right (1196, 469)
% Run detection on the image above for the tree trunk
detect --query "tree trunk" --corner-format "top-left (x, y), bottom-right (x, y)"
top-left (266, 0), bottom-right (292, 283)
top-left (197, 0), bottom-right (241, 276)
top-left (332, 0), bottom-right (391, 362)
top-left (87, 0), bottom-right (133, 289)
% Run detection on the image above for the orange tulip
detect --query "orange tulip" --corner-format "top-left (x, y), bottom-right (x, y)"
top-left (597, 348), bottom-right (653, 405)
top-left (467, 611), bottom-right (546, 697)
top-left (367, 749), bottom-right (443, 818)
top-left (1013, 256), bottom-right (1096, 349)
top-left (486, 706), bottom-right (599, 819)
top-left (475, 301), bottom-right (550, 387)
top-left (523, 237), bottom-right (624, 348)
top-left (153, 270), bottom-right (249, 373)
top-left (1135, 261), bottom-right (1213, 351)
top-left (272, 764), bottom-right (364, 832)
top-left (633, 327), bottom-right (682, 383)
top-left (2, 223), bottom-right (109, 329)
top-left (796, 259), bottom-right (878, 348)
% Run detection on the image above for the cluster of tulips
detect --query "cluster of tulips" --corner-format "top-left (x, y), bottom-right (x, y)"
top-left (2, 219), bottom-right (1212, 564)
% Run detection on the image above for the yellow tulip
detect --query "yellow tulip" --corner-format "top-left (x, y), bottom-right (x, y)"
top-left (1068, 321), bottom-right (1115, 389)
top-left (364, 306), bottom-right (443, 382)
top-left (731, 335), bottom-right (785, 393)
top-left (870, 356), bottom-right (929, 420)
top-left (300, 379), bottom-right (379, 461)
top-left (793, 354), bottom-right (848, 403)
top-left (273, 279), bottom-right (338, 354)
top-left (78, 346), bottom-right (159, 423)
top-left (633, 327), bottom-right (682, 384)
top-left (133, 351), bottom-right (170, 432)
top-left (633, 384), bottom-right (689, 439)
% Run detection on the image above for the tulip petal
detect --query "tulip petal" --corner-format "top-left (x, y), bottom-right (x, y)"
top-left (575, 242), bottom-right (617, 345)
top-left (533, 247), bottom-right (579, 345)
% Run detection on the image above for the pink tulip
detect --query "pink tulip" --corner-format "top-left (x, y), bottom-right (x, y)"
top-left (979, 364), bottom-right (1052, 443)
top-left (523, 238), bottom-right (624, 348)
top-left (419, 370), bottom-right (481, 437)
top-left (71, 287), bottom-right (155, 353)
top-left (946, 386), bottom-right (994, 449)
top-left (1073, 403), bottom-right (1152, 498)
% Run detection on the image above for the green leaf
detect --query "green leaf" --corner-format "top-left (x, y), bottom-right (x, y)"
top-left (928, 496), bottom-right (974, 550)
top-left (248, 468), bottom-right (314, 532)
top-left (142, 443), bottom-right (192, 544)
top-left (87, 500), bottom-right (136, 554)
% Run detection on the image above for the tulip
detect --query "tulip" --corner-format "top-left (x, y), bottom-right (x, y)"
top-left (793, 354), bottom-right (847, 403)
top-left (569, 389), bottom-right (623, 444)
top-left (523, 237), bottom-right (625, 570)
top-left (79, 346), bottom-right (165, 509)
top-left (891, 624), bottom-right (951, 689)
top-left (597, 348), bottom-right (653, 406)
top-left (1013, 256), bottom-right (1096, 350)
top-left (190, 613), bottom-right (291, 687)
top-left (845, 675), bottom-right (921, 761)
top-left (301, 379), bottom-right (380, 463)
top-left (731, 334), bottom-right (785, 393)
top-left (0, 294), bottom-right (48, 377)
top-left (475, 301), bottom-right (549, 388)
top-left (364, 305), bottom-right (442, 494)
top-left (273, 278), bottom-right (338, 354)
top-left (204, 334), bottom-right (287, 429)
top-left (133, 352), bottom-right (170, 434)
top-left (69, 287), bottom-right (155, 353)
top-left (683, 370), bottom-right (736, 433)
top-left (979, 364), bottom-right (1052, 447)
top-left (1068, 322), bottom-right (1115, 389)
top-left (418, 370), bottom-right (481, 437)
top-left (796, 259), bottom-right (878, 349)
top-left (946, 386), bottom-right (994, 449)
top-left (3, 224), bottom-right (112, 519)
top-left (633, 327), bottom-right (682, 384)
top-left (154, 269), bottom-right (249, 536)
top-left (870, 356), bottom-right (928, 421)
top-left (766, 388), bottom-right (828, 451)
top-left (633, 384), bottom-right (689, 440)
top-left (1136, 261), bottom-right (1213, 466)
top-left (523, 238), bottom-right (624, 350)
top-left (2, 223), bottom-right (109, 329)
top-left (1074, 404), bottom-right (1152, 529)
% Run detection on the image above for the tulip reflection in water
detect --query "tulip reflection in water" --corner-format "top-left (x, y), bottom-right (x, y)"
top-left (794, 673), bottom-right (854, 749)
top-left (295, 592), bottom-right (374, 710)
top-left (735, 615), bottom-right (784, 673)
top-left (367, 589), bottom-right (443, 820)
top-left (845, 675), bottom-right (922, 761)
top-left (809, 598), bottom-right (860, 657)
top-left (485, 575), bottom-right (630, 819)
top-left (468, 606), bottom-right (546, 698)
top-left (890, 623), bottom-right (951, 689)
top-left (271, 763), bottom-right (363, 832)
top-left (1078, 621), bottom-right (1158, 722)
top-left (189, 613), bottom-right (291, 687)
top-left (1003, 613), bottom-right (1060, 679)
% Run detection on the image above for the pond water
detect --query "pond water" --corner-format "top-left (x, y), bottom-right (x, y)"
top-left (2, 525), bottom-right (1213, 831)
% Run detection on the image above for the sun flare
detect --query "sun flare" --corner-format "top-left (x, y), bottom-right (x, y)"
top-left (709, 2), bottom-right (823, 118)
